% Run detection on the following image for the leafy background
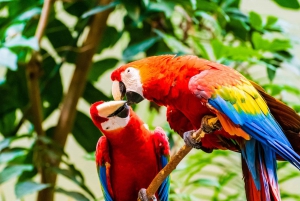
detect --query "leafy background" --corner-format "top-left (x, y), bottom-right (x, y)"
top-left (0, 0), bottom-right (300, 200)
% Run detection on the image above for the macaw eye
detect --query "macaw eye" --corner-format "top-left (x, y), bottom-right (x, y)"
top-left (125, 67), bottom-right (134, 76)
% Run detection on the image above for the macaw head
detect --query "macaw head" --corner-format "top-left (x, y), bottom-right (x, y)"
top-left (90, 100), bottom-right (130, 133)
top-left (111, 55), bottom-right (176, 105)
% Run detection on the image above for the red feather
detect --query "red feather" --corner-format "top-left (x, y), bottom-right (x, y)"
top-left (91, 103), bottom-right (170, 201)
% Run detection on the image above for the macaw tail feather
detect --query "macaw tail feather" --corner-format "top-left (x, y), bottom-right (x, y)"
top-left (242, 139), bottom-right (281, 201)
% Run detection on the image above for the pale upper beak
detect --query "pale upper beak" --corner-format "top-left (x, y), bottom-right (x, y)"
top-left (112, 81), bottom-right (125, 101)
top-left (96, 100), bottom-right (127, 118)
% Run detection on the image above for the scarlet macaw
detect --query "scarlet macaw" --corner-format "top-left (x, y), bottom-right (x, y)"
top-left (110, 55), bottom-right (300, 201)
top-left (90, 100), bottom-right (170, 201)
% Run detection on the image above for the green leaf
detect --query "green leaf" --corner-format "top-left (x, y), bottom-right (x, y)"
top-left (72, 111), bottom-right (102, 152)
top-left (211, 39), bottom-right (226, 60)
top-left (15, 181), bottom-right (51, 198)
top-left (84, 152), bottom-right (95, 161)
top-left (16, 7), bottom-right (41, 22)
top-left (189, 178), bottom-right (220, 188)
top-left (269, 38), bottom-right (291, 51)
top-left (0, 138), bottom-right (10, 151)
top-left (40, 54), bottom-right (63, 119)
top-left (221, 0), bottom-right (241, 9)
top-left (97, 26), bottom-right (122, 53)
top-left (251, 32), bottom-right (268, 50)
top-left (63, 1), bottom-right (90, 17)
top-left (56, 188), bottom-right (90, 201)
top-left (142, 0), bottom-right (149, 7)
top-left (121, 0), bottom-right (141, 21)
top-left (18, 166), bottom-right (38, 182)
top-left (263, 84), bottom-right (300, 96)
top-left (82, 1), bottom-right (120, 18)
top-left (148, 1), bottom-right (175, 18)
top-left (83, 81), bottom-right (110, 104)
top-left (0, 67), bottom-right (29, 116)
top-left (154, 29), bottom-right (191, 54)
top-left (249, 11), bottom-right (263, 31)
top-left (194, 0), bottom-right (219, 11)
top-left (191, 37), bottom-right (211, 60)
top-left (123, 37), bottom-right (159, 60)
top-left (0, 148), bottom-right (28, 163)
top-left (226, 9), bottom-right (250, 40)
top-left (195, 11), bottom-right (222, 36)
top-left (52, 164), bottom-right (95, 199)
top-left (190, 0), bottom-right (197, 10)
top-left (0, 165), bottom-right (33, 184)
top-left (265, 15), bottom-right (281, 31)
top-left (4, 23), bottom-right (25, 39)
top-left (4, 35), bottom-right (39, 50)
top-left (272, 0), bottom-right (300, 9)
top-left (88, 58), bottom-right (119, 82)
top-left (0, 110), bottom-right (16, 136)
top-left (0, 48), bottom-right (17, 70)
top-left (252, 32), bottom-right (291, 51)
top-left (46, 19), bottom-right (73, 49)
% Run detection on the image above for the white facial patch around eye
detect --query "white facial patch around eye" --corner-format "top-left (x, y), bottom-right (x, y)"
top-left (101, 116), bottom-right (130, 131)
top-left (121, 67), bottom-right (144, 97)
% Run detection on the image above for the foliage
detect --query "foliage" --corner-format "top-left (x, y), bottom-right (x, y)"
top-left (0, 0), bottom-right (300, 200)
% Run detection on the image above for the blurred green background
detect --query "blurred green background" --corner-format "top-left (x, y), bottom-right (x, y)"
top-left (0, 0), bottom-right (300, 200)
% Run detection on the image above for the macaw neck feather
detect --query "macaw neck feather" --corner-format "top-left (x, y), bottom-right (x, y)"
top-left (104, 112), bottom-right (150, 151)
top-left (141, 55), bottom-right (209, 106)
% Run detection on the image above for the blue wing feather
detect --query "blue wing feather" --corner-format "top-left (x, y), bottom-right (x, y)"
top-left (157, 155), bottom-right (170, 201)
top-left (99, 166), bottom-right (113, 201)
top-left (208, 96), bottom-right (300, 169)
top-left (208, 94), bottom-right (300, 200)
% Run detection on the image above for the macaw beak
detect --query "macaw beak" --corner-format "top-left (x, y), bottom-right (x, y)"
top-left (96, 100), bottom-right (129, 118)
top-left (112, 81), bottom-right (144, 105)
top-left (112, 81), bottom-right (126, 101)
top-left (125, 91), bottom-right (144, 105)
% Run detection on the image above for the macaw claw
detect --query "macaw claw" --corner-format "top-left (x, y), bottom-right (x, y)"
top-left (138, 188), bottom-right (157, 201)
top-left (183, 130), bottom-right (213, 153)
top-left (201, 115), bottom-right (222, 133)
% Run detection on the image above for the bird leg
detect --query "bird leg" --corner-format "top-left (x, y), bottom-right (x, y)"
top-left (138, 188), bottom-right (157, 201)
top-left (183, 115), bottom-right (221, 152)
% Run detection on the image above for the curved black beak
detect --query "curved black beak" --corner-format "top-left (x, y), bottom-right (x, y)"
top-left (108, 103), bottom-right (129, 118)
top-left (126, 91), bottom-right (144, 105)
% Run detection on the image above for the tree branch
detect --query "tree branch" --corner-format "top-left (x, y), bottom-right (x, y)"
top-left (37, 0), bottom-right (113, 200)
top-left (27, 0), bottom-right (54, 136)
top-left (24, 2), bottom-right (55, 201)
top-left (138, 116), bottom-right (219, 200)
top-left (26, 0), bottom-right (54, 138)
top-left (36, 0), bottom-right (53, 43)
top-left (24, 1), bottom-right (55, 201)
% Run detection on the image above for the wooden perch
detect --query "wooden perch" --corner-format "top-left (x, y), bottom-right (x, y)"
top-left (137, 116), bottom-right (219, 201)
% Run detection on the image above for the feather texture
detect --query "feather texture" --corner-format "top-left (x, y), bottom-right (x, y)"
top-left (111, 55), bottom-right (300, 201)
top-left (91, 103), bottom-right (170, 201)
top-left (96, 137), bottom-right (114, 201)
top-left (152, 127), bottom-right (170, 201)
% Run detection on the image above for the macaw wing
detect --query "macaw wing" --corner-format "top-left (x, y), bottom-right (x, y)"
top-left (250, 80), bottom-right (300, 155)
top-left (250, 80), bottom-right (300, 132)
top-left (188, 65), bottom-right (300, 169)
top-left (152, 127), bottom-right (170, 201)
top-left (157, 152), bottom-right (170, 201)
top-left (95, 137), bottom-right (114, 201)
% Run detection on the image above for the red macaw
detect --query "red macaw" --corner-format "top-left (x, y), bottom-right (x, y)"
top-left (90, 100), bottom-right (170, 201)
top-left (110, 55), bottom-right (300, 201)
